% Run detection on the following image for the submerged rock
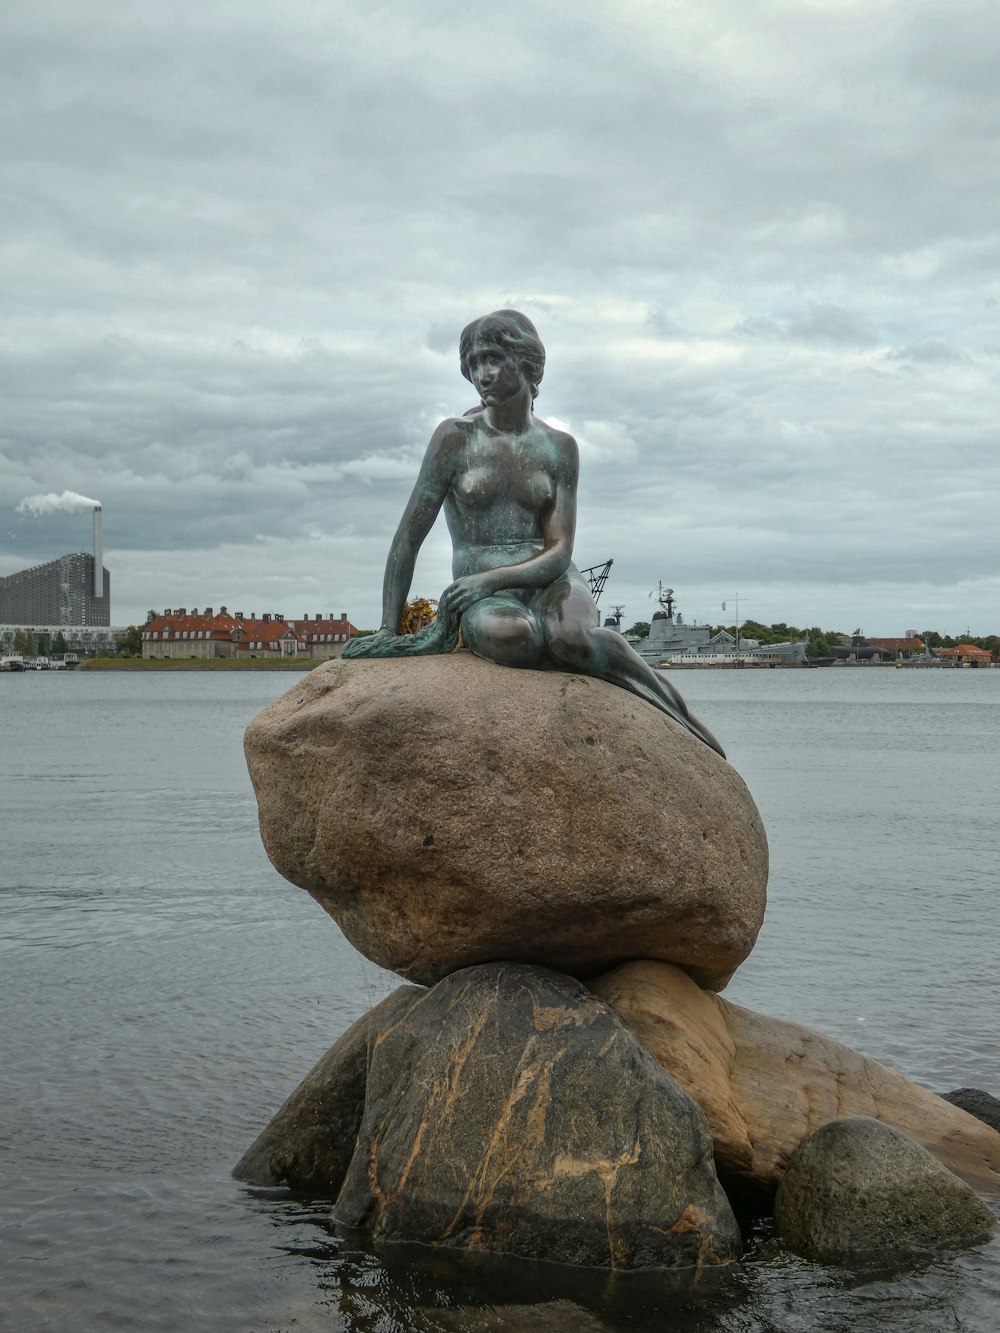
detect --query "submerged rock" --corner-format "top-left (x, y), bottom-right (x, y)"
top-left (773, 1116), bottom-right (997, 1261)
top-left (336, 963), bottom-right (742, 1269)
top-left (237, 961), bottom-right (742, 1269)
top-left (942, 1087), bottom-right (1000, 1136)
top-left (592, 961), bottom-right (1000, 1204)
top-left (244, 654), bottom-right (767, 989)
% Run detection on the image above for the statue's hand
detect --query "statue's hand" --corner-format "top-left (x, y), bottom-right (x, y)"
top-left (439, 572), bottom-right (497, 616)
top-left (341, 628), bottom-right (396, 659)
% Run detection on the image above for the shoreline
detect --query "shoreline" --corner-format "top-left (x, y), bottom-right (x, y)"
top-left (78, 657), bottom-right (322, 671)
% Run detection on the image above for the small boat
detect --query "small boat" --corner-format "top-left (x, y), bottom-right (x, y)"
top-left (1, 654), bottom-right (26, 672)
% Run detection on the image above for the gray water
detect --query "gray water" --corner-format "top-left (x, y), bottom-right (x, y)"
top-left (2, 667), bottom-right (999, 1331)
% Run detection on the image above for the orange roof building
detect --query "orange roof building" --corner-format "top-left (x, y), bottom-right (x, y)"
top-left (142, 607), bottom-right (358, 661)
top-left (934, 643), bottom-right (992, 664)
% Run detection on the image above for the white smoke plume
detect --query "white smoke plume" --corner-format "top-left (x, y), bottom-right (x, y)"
top-left (18, 490), bottom-right (102, 515)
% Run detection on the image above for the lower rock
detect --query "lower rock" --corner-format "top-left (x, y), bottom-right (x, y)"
top-left (240, 961), bottom-right (742, 1270)
top-left (592, 961), bottom-right (1000, 1204)
top-left (773, 1116), bottom-right (997, 1261)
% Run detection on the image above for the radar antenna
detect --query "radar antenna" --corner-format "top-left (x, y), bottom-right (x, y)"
top-left (648, 581), bottom-right (675, 619)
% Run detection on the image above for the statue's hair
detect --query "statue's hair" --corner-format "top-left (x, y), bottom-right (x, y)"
top-left (459, 310), bottom-right (545, 400)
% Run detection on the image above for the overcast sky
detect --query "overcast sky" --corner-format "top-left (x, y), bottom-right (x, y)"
top-left (3, 0), bottom-right (998, 635)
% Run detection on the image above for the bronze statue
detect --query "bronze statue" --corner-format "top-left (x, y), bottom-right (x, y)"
top-left (343, 310), bottom-right (723, 756)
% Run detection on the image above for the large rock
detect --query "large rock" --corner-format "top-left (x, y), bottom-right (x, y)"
top-left (233, 985), bottom-right (422, 1193)
top-left (335, 963), bottom-right (743, 1270)
top-left (773, 1117), bottom-right (997, 1261)
top-left (244, 654), bottom-right (767, 988)
top-left (592, 961), bottom-right (1000, 1204)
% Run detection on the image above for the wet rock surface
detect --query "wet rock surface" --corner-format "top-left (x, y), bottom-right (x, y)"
top-left (773, 1116), bottom-right (997, 1261)
top-left (593, 960), bottom-right (1000, 1204)
top-left (244, 654), bottom-right (767, 989)
top-left (942, 1087), bottom-right (1000, 1136)
top-left (333, 962), bottom-right (742, 1270)
top-left (233, 986), bottom-right (421, 1193)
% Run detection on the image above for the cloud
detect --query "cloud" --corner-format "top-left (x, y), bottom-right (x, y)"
top-left (2, 0), bottom-right (999, 635)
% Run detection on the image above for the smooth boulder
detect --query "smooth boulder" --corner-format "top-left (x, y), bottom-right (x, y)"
top-left (774, 1117), bottom-right (997, 1261)
top-left (324, 963), bottom-right (740, 1269)
top-left (592, 961), bottom-right (1000, 1203)
top-left (244, 654), bottom-right (767, 988)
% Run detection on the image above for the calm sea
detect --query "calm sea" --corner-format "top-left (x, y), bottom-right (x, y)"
top-left (2, 667), bottom-right (999, 1332)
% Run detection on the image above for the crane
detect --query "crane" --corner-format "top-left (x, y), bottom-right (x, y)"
top-left (580, 559), bottom-right (613, 604)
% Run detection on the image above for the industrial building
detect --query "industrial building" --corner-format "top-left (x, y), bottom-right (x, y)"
top-left (0, 552), bottom-right (110, 626)
top-left (1, 503), bottom-right (121, 653)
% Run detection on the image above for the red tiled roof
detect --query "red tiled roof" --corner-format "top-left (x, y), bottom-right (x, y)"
top-left (144, 610), bottom-right (241, 641)
top-left (292, 615), bottom-right (359, 642)
top-left (144, 608), bottom-right (360, 649)
top-left (936, 644), bottom-right (991, 657)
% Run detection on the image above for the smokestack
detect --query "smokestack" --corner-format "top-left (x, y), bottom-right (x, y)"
top-left (92, 505), bottom-right (103, 599)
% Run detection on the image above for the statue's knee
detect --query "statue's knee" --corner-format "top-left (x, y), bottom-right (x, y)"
top-left (464, 606), bottom-right (542, 668)
top-left (546, 624), bottom-right (595, 671)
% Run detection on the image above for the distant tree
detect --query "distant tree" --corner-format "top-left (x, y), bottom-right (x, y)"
top-left (145, 609), bottom-right (158, 625)
top-left (625, 620), bottom-right (650, 639)
top-left (117, 625), bottom-right (143, 657)
top-left (806, 632), bottom-right (830, 659)
top-left (52, 630), bottom-right (68, 656)
top-left (13, 629), bottom-right (37, 656)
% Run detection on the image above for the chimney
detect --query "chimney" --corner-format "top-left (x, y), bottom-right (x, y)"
top-left (204, 607), bottom-right (213, 617)
top-left (263, 614), bottom-right (271, 623)
top-left (92, 505), bottom-right (103, 599)
top-left (340, 611), bottom-right (346, 621)
top-left (235, 611), bottom-right (243, 620)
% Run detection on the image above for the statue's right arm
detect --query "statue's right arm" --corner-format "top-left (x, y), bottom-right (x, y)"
top-left (379, 424), bottom-right (455, 633)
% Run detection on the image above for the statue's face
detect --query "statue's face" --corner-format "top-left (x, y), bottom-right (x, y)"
top-left (466, 340), bottom-right (524, 406)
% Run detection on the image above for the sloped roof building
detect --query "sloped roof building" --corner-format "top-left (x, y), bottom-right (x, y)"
top-left (142, 608), bottom-right (357, 660)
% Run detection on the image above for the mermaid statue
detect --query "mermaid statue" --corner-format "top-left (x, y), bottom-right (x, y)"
top-left (343, 310), bottom-right (723, 757)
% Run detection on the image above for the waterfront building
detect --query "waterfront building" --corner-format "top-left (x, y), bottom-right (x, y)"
top-left (0, 552), bottom-right (110, 626)
top-left (865, 636), bottom-right (928, 661)
top-left (0, 622), bottom-right (125, 653)
top-left (933, 643), bottom-right (993, 666)
top-left (142, 608), bottom-right (358, 660)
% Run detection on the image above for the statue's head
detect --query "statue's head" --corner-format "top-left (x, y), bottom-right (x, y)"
top-left (459, 310), bottom-right (545, 401)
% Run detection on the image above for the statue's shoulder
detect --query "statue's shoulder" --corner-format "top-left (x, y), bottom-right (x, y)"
top-left (534, 416), bottom-right (579, 474)
top-left (534, 415), bottom-right (578, 449)
top-left (426, 414), bottom-right (475, 456)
